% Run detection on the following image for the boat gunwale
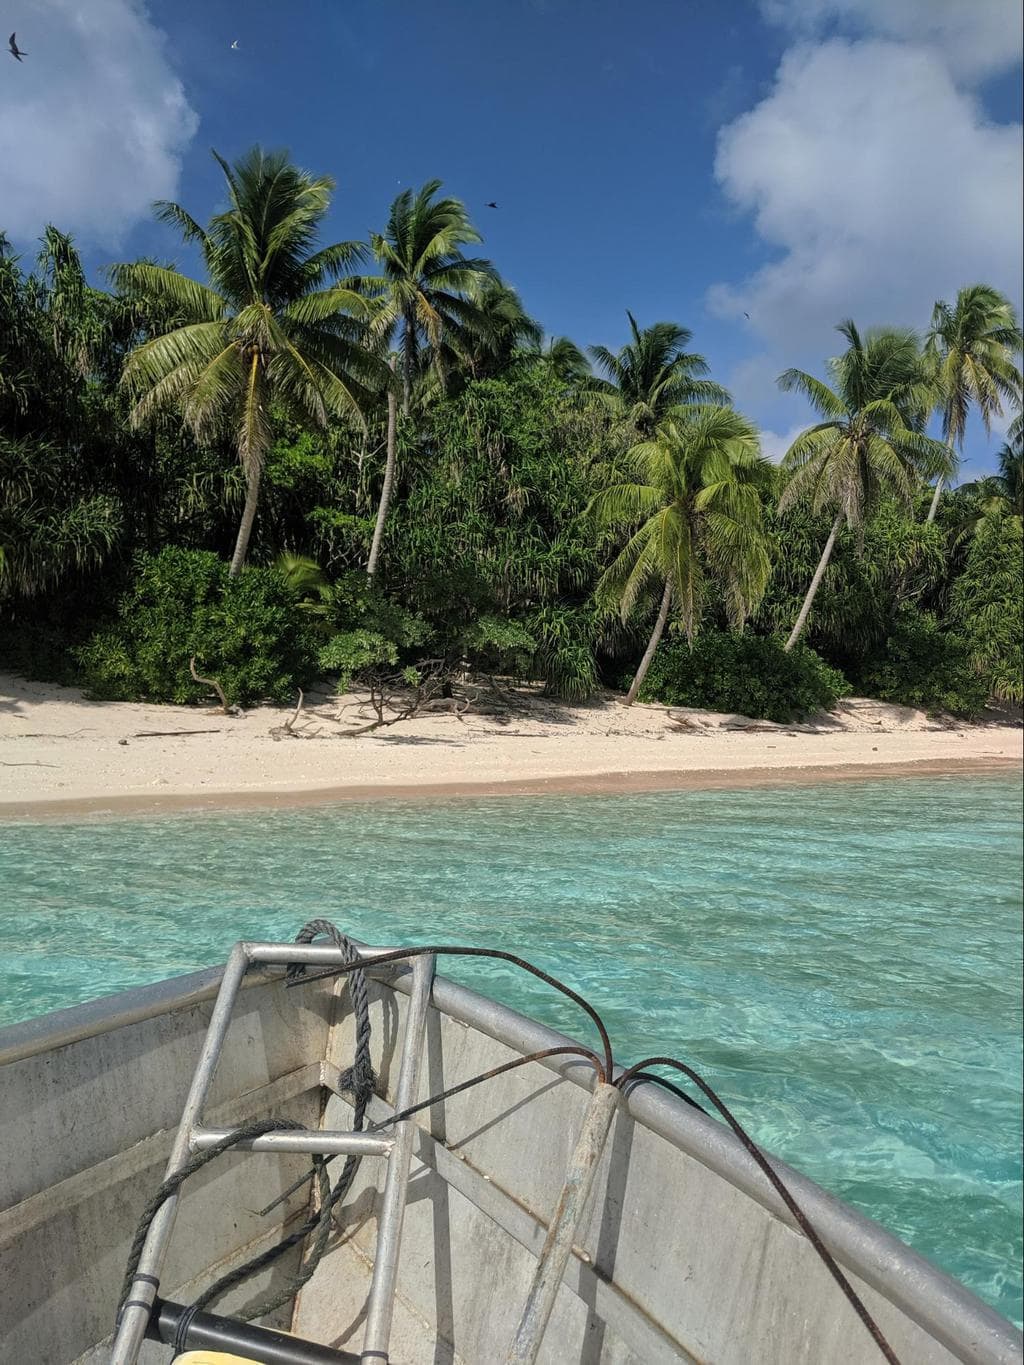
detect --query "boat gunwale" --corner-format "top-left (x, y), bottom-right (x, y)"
top-left (0, 956), bottom-right (1020, 1364)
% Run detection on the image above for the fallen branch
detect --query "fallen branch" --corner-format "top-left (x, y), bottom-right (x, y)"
top-left (285, 690), bottom-right (304, 732)
top-left (133, 729), bottom-right (224, 738)
top-left (189, 657), bottom-right (239, 716)
top-left (666, 710), bottom-right (705, 731)
top-left (269, 691), bottom-right (322, 740)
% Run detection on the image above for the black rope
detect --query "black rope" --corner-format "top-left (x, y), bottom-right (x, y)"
top-left (284, 942), bottom-right (615, 1081)
top-left (190, 921), bottom-right (375, 1322)
top-left (117, 1118), bottom-right (320, 1320)
top-left (170, 1303), bottom-right (199, 1359)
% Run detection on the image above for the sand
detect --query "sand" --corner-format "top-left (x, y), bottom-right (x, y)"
top-left (1, 671), bottom-right (1019, 818)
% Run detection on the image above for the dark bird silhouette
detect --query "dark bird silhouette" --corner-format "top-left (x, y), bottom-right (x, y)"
top-left (743, 311), bottom-right (750, 319)
top-left (8, 32), bottom-right (26, 61)
top-left (486, 201), bottom-right (498, 209)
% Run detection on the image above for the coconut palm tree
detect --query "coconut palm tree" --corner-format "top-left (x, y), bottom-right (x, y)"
top-left (588, 314), bottom-right (729, 436)
top-left (924, 285), bottom-right (1022, 523)
top-left (590, 404), bottom-right (771, 703)
top-left (113, 147), bottom-right (380, 576)
top-left (416, 279), bottom-right (541, 393)
top-left (957, 412), bottom-right (1024, 525)
top-left (462, 280), bottom-right (542, 378)
top-left (778, 321), bottom-right (949, 650)
top-left (998, 412), bottom-right (1023, 516)
top-left (541, 335), bottom-right (591, 385)
top-left (365, 180), bottom-right (497, 414)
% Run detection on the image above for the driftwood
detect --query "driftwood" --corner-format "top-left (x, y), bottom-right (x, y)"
top-left (336, 662), bottom-right (457, 737)
top-left (132, 729), bottom-right (224, 738)
top-left (189, 657), bottom-right (241, 716)
top-left (269, 690), bottom-right (322, 740)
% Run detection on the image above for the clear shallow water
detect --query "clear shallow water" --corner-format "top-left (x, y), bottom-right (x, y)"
top-left (1, 774), bottom-right (1021, 1324)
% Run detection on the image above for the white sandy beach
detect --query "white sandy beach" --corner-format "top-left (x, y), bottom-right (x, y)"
top-left (0, 671), bottom-right (1019, 817)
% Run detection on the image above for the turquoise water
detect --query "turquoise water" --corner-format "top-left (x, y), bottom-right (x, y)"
top-left (1, 774), bottom-right (1021, 1324)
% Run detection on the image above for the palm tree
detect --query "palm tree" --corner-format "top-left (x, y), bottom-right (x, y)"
top-left (541, 335), bottom-right (591, 385)
top-left (113, 147), bottom-right (379, 576)
top-left (588, 314), bottom-right (729, 436)
top-left (590, 405), bottom-right (770, 703)
top-left (461, 280), bottom-right (542, 379)
top-left (998, 413), bottom-right (1023, 516)
top-left (958, 412), bottom-right (1024, 525)
top-left (359, 182), bottom-right (499, 579)
top-left (924, 285), bottom-right (1022, 523)
top-left (778, 321), bottom-right (948, 651)
top-left (365, 180), bottom-right (497, 413)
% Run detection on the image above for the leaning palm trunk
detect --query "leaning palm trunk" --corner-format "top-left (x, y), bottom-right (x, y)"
top-left (624, 578), bottom-right (673, 705)
top-left (925, 438), bottom-right (955, 524)
top-left (229, 466), bottom-right (262, 578)
top-left (925, 476), bottom-right (944, 524)
top-left (785, 511), bottom-right (844, 652)
top-left (228, 356), bottom-right (268, 578)
top-left (367, 359), bottom-right (398, 579)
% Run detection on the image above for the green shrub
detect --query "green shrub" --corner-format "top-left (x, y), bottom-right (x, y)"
top-left (313, 572), bottom-right (431, 691)
top-left (858, 611), bottom-right (989, 717)
top-left (531, 605), bottom-right (599, 700)
top-left (318, 630), bottom-right (400, 692)
top-left (638, 631), bottom-right (850, 722)
top-left (949, 513), bottom-right (1023, 702)
top-left (75, 547), bottom-right (316, 705)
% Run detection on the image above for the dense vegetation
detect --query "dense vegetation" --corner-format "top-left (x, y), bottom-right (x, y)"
top-left (2, 150), bottom-right (1021, 719)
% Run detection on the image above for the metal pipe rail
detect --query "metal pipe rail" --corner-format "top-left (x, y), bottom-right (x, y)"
top-left (110, 939), bottom-right (436, 1365)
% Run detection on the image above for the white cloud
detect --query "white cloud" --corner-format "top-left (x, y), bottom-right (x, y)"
top-left (759, 0), bottom-right (1023, 81)
top-left (0, 0), bottom-right (198, 247)
top-left (708, 38), bottom-right (1022, 423)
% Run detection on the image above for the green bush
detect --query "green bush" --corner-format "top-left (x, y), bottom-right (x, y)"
top-left (858, 610), bottom-right (989, 717)
top-left (638, 631), bottom-right (850, 722)
top-left (76, 547), bottom-right (316, 705)
top-left (313, 572), bottom-right (431, 691)
top-left (949, 513), bottom-right (1023, 702)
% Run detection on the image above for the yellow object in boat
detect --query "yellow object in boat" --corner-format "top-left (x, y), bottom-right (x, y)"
top-left (174, 1353), bottom-right (261, 1365)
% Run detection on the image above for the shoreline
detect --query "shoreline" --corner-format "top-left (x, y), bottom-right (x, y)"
top-left (3, 673), bottom-right (1021, 821)
top-left (2, 755), bottom-right (1018, 822)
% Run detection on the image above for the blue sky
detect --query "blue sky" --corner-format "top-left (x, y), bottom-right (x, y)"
top-left (2, 0), bottom-right (1021, 474)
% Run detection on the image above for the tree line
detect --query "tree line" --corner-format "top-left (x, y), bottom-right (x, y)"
top-left (1, 147), bottom-right (1021, 718)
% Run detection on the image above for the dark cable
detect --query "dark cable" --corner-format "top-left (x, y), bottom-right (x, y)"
top-left (285, 943), bottom-right (614, 1081)
top-left (615, 1057), bottom-right (901, 1365)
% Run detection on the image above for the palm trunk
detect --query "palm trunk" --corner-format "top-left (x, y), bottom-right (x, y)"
top-left (229, 465), bottom-right (262, 578)
top-left (402, 311), bottom-right (416, 416)
top-left (928, 436), bottom-right (961, 521)
top-left (624, 578), bottom-right (673, 705)
top-left (925, 476), bottom-right (944, 524)
top-left (925, 437), bottom-right (955, 524)
top-left (229, 353), bottom-right (266, 578)
top-left (784, 511), bottom-right (843, 651)
top-left (367, 358), bottom-right (398, 579)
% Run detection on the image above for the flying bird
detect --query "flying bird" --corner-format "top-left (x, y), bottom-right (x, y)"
top-left (8, 32), bottom-right (26, 61)
top-left (743, 311), bottom-right (750, 319)
top-left (486, 201), bottom-right (498, 209)
top-left (230, 40), bottom-right (239, 49)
